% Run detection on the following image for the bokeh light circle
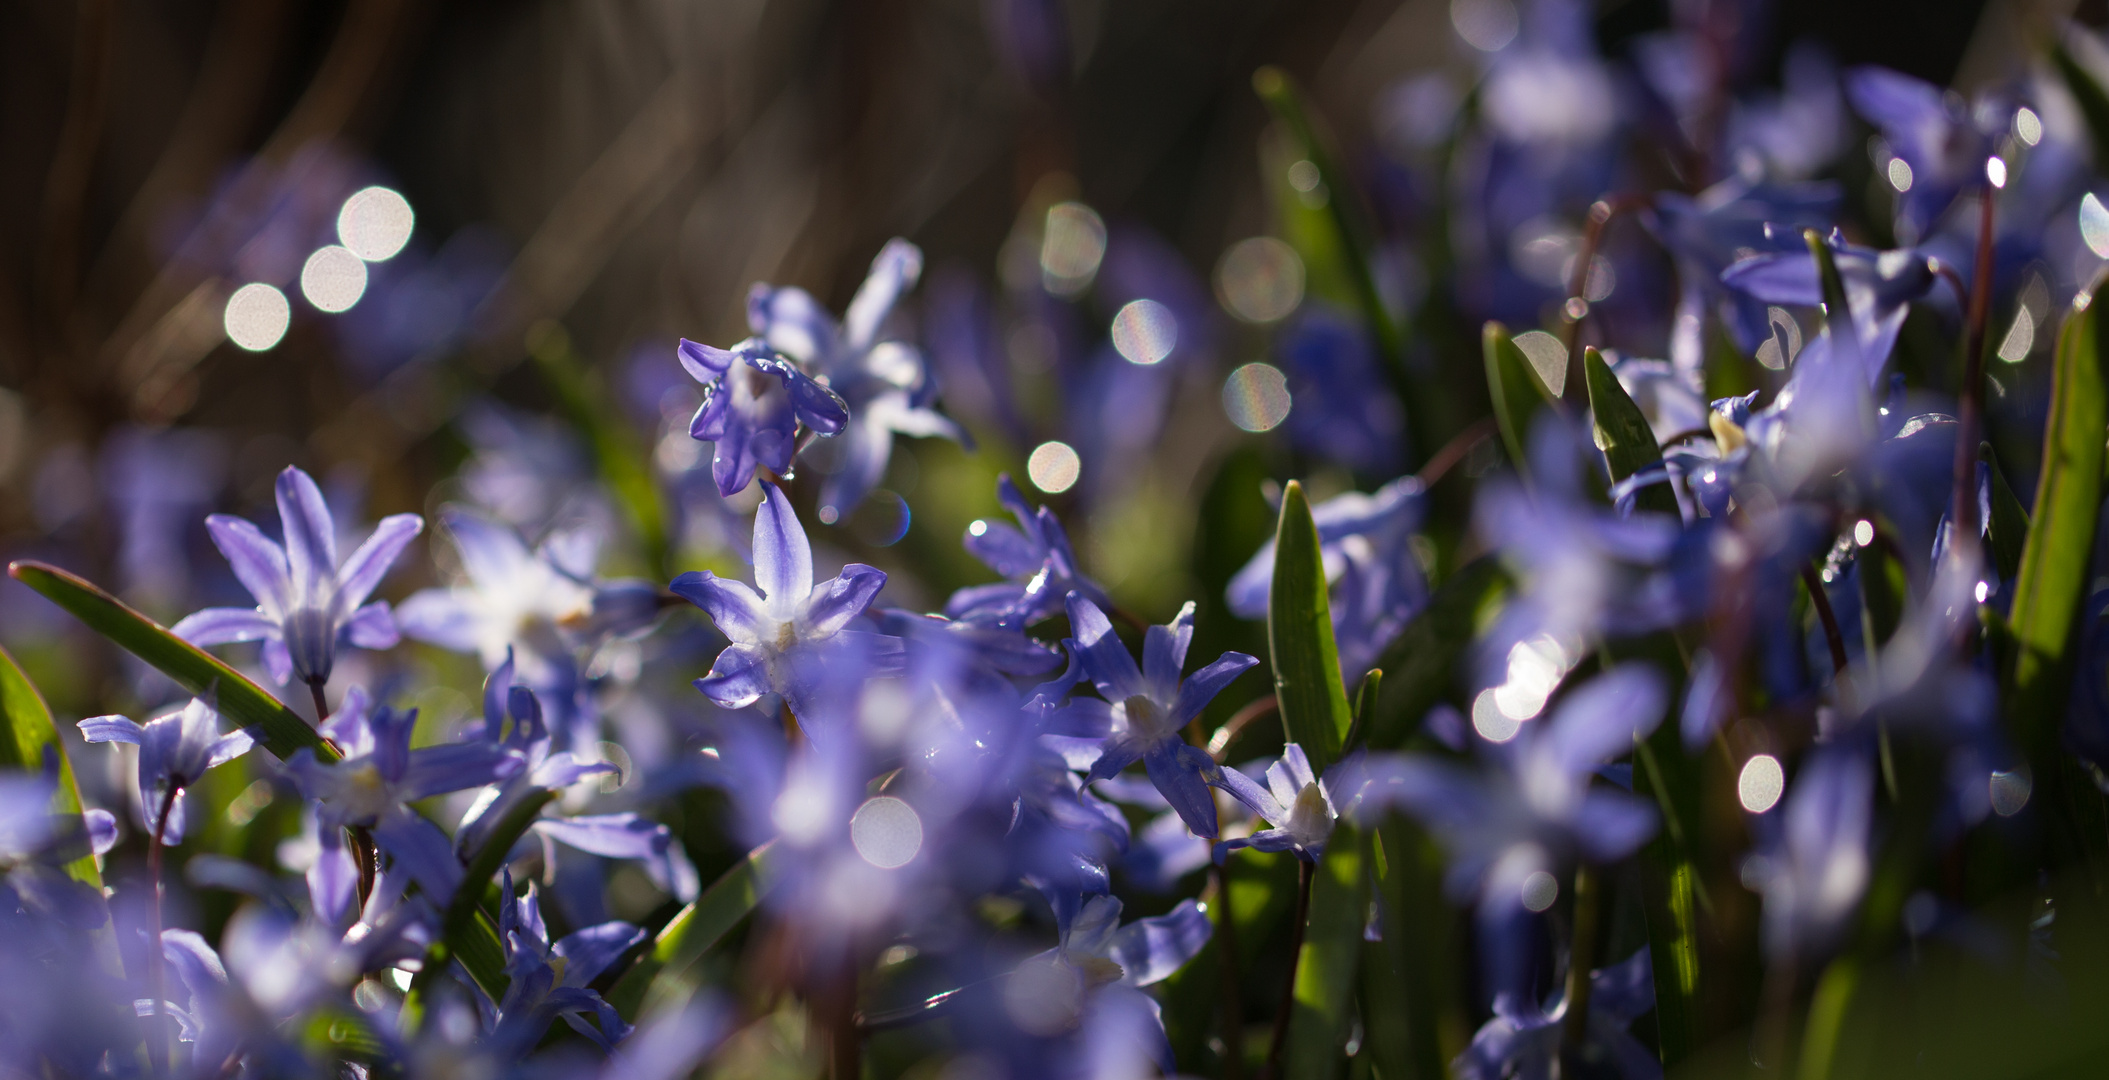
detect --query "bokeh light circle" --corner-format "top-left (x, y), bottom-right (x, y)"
top-left (300, 246), bottom-right (369, 313)
top-left (224, 283), bottom-right (291, 351)
top-left (338, 186), bottom-right (415, 262)
top-left (1028, 441), bottom-right (1081, 494)
top-left (1737, 754), bottom-right (1784, 814)
top-left (1222, 363), bottom-right (1292, 432)
top-left (850, 796), bottom-right (924, 869)
top-left (1110, 299), bottom-right (1178, 365)
top-left (1520, 870), bottom-right (1559, 912)
top-left (1216, 237), bottom-right (1305, 323)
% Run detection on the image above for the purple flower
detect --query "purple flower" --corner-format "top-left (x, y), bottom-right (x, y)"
top-left (671, 480), bottom-right (900, 720)
top-left (79, 695), bottom-right (254, 845)
top-left (1357, 664), bottom-right (1666, 915)
top-left (1210, 743), bottom-right (1347, 863)
top-left (746, 239), bottom-right (967, 515)
top-left (1843, 66), bottom-right (1997, 238)
top-left (1453, 947), bottom-right (1661, 1080)
top-left (946, 475), bottom-right (1111, 629)
top-left (1720, 228), bottom-right (1938, 386)
top-left (1059, 595), bottom-right (1257, 839)
top-left (1005, 893), bottom-right (1212, 1072)
top-left (1278, 309), bottom-right (1406, 474)
top-left (1227, 476), bottom-right (1428, 680)
top-left (1746, 749), bottom-right (1873, 961)
top-left (173, 465), bottom-right (423, 687)
top-left (676, 336), bottom-right (849, 498)
top-left (1646, 176), bottom-right (1840, 381)
top-left (490, 870), bottom-right (643, 1054)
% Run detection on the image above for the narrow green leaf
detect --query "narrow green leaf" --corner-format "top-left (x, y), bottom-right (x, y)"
top-left (1360, 821), bottom-right (1451, 1080)
top-left (2052, 40), bottom-right (2109, 175)
top-left (606, 842), bottom-right (774, 1018)
top-left (1981, 443), bottom-right (2031, 584)
top-left (2009, 288), bottom-right (2107, 761)
top-left (1804, 227), bottom-right (1852, 323)
top-left (1632, 732), bottom-right (1705, 1067)
top-left (6, 561), bottom-right (333, 764)
top-left (1283, 825), bottom-right (1369, 1079)
top-left (1366, 557), bottom-right (1508, 749)
top-left (1343, 668), bottom-right (1382, 752)
top-left (1269, 481), bottom-right (1353, 773)
top-left (1483, 321), bottom-right (1556, 478)
top-left (0, 645), bottom-right (101, 893)
top-left (1583, 347), bottom-right (1678, 517)
top-left (1797, 956), bottom-right (1862, 1080)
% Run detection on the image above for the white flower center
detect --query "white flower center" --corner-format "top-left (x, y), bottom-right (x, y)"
top-left (1120, 695), bottom-right (1178, 743)
top-left (1285, 782), bottom-right (1334, 847)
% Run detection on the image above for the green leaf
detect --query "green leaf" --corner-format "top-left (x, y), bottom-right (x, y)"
top-left (1343, 668), bottom-right (1382, 752)
top-left (6, 561), bottom-right (333, 764)
top-left (1365, 557), bottom-right (1508, 749)
top-left (1282, 825), bottom-right (1369, 1079)
top-left (1269, 481), bottom-right (1353, 773)
top-left (2009, 287), bottom-right (2107, 762)
top-left (606, 841), bottom-right (775, 1019)
top-left (1359, 821), bottom-right (1452, 1080)
top-left (1583, 347), bottom-right (1678, 517)
top-left (1632, 731), bottom-right (1706, 1067)
top-left (0, 644), bottom-right (103, 895)
top-left (2053, 40), bottom-right (2109, 175)
top-left (1483, 321), bottom-right (1556, 479)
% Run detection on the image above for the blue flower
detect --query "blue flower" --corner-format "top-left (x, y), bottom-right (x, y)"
top-left (1453, 947), bottom-right (1661, 1080)
top-left (1645, 176), bottom-right (1840, 380)
top-left (79, 695), bottom-right (254, 845)
top-left (676, 336), bottom-right (850, 498)
top-left (947, 474), bottom-right (1111, 629)
top-left (1060, 595), bottom-right (1257, 839)
top-left (1004, 894), bottom-right (1213, 1072)
top-left (173, 465), bottom-right (424, 687)
top-left (1358, 664), bottom-right (1667, 915)
top-left (281, 686), bottom-right (522, 921)
top-left (1745, 749), bottom-right (1873, 962)
top-left (1227, 475), bottom-right (1427, 680)
top-left (1719, 228), bottom-right (1938, 385)
top-left (1843, 66), bottom-right (1996, 238)
top-left (1279, 309), bottom-right (1406, 474)
top-left (490, 870), bottom-right (643, 1054)
top-left (747, 239), bottom-right (967, 515)
top-left (1210, 743), bottom-right (1347, 863)
top-left (672, 480), bottom-right (901, 719)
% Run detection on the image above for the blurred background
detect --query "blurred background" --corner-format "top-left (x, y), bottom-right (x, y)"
top-left (0, 0), bottom-right (2085, 719)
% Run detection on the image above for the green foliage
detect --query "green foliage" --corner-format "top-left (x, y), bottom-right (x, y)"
top-left (1282, 828), bottom-right (1368, 1079)
top-left (1483, 321), bottom-right (1557, 479)
top-left (607, 841), bottom-right (774, 1018)
top-left (2008, 287), bottom-right (2107, 761)
top-left (2053, 39), bottom-right (2109, 175)
top-left (0, 645), bottom-right (101, 893)
top-left (7, 561), bottom-right (335, 764)
top-left (1268, 481), bottom-right (1353, 773)
top-left (1583, 346), bottom-right (1678, 517)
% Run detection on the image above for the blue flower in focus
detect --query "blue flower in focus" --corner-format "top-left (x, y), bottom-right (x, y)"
top-left (1210, 743), bottom-right (1347, 863)
top-left (1228, 475), bottom-right (1427, 680)
top-left (747, 239), bottom-right (968, 515)
top-left (1720, 228), bottom-right (1938, 385)
top-left (1452, 947), bottom-right (1661, 1080)
top-left (490, 869), bottom-right (643, 1054)
top-left (947, 474), bottom-right (1111, 629)
top-left (673, 480), bottom-right (901, 719)
top-left (79, 695), bottom-right (254, 845)
top-left (677, 336), bottom-right (850, 499)
top-left (174, 465), bottom-right (423, 687)
top-left (1059, 595), bottom-right (1257, 839)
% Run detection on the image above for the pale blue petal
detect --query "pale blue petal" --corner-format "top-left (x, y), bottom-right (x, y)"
top-left (171, 607), bottom-right (276, 646)
top-left (204, 515), bottom-right (291, 618)
top-left (274, 466), bottom-right (337, 604)
top-left (334, 513), bottom-right (424, 611)
top-left (752, 481), bottom-right (813, 615)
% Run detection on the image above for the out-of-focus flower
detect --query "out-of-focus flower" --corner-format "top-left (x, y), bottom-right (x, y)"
top-left (1452, 947), bottom-right (1661, 1080)
top-left (1746, 749), bottom-right (1874, 961)
top-left (1843, 66), bottom-right (1997, 238)
top-left (490, 870), bottom-right (641, 1054)
top-left (174, 465), bottom-right (423, 687)
top-left (1647, 177), bottom-right (1840, 381)
top-left (1004, 894), bottom-right (1212, 1072)
top-left (677, 336), bottom-right (849, 499)
top-left (1720, 229), bottom-right (1937, 385)
top-left (1058, 595), bottom-right (1257, 839)
top-left (1228, 475), bottom-right (1427, 679)
top-left (1278, 309), bottom-right (1406, 474)
top-left (947, 474), bottom-right (1110, 629)
top-left (748, 239), bottom-right (967, 515)
top-left (79, 695), bottom-right (254, 845)
top-left (672, 480), bottom-right (900, 720)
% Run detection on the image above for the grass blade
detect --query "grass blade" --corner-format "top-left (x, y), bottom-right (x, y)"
top-left (606, 841), bottom-right (774, 1018)
top-left (1269, 481), bottom-right (1353, 773)
top-left (1583, 346), bottom-right (1679, 517)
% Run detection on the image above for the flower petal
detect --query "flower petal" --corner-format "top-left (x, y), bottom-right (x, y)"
top-left (676, 338), bottom-right (734, 382)
top-left (1066, 594), bottom-right (1146, 702)
top-left (343, 602), bottom-right (399, 649)
top-left (78, 716), bottom-right (146, 745)
top-left (670, 571), bottom-right (771, 645)
top-left (695, 644), bottom-right (773, 709)
top-left (334, 513), bottom-right (424, 611)
top-left (842, 238), bottom-right (923, 350)
top-left (1106, 898), bottom-right (1213, 986)
top-left (1144, 742), bottom-right (1219, 839)
top-left (275, 466), bottom-right (338, 603)
top-left (1170, 652), bottom-right (1259, 725)
top-left (204, 515), bottom-right (291, 618)
top-left (170, 607), bottom-right (277, 646)
top-left (752, 481), bottom-right (813, 617)
top-left (1541, 664), bottom-right (1668, 778)
top-left (1142, 602), bottom-right (1196, 700)
top-left (801, 564), bottom-right (887, 637)
top-left (532, 814), bottom-right (669, 860)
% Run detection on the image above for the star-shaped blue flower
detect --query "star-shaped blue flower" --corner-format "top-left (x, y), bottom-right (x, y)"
top-left (677, 337), bottom-right (850, 498)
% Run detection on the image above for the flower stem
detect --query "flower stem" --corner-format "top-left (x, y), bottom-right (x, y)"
top-left (144, 787), bottom-right (177, 1076)
top-left (307, 677), bottom-right (331, 723)
top-left (1561, 864), bottom-right (1600, 1055)
top-left (1263, 859), bottom-right (1316, 1079)
top-left (1801, 563), bottom-right (1849, 678)
top-left (1950, 178), bottom-right (1996, 559)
